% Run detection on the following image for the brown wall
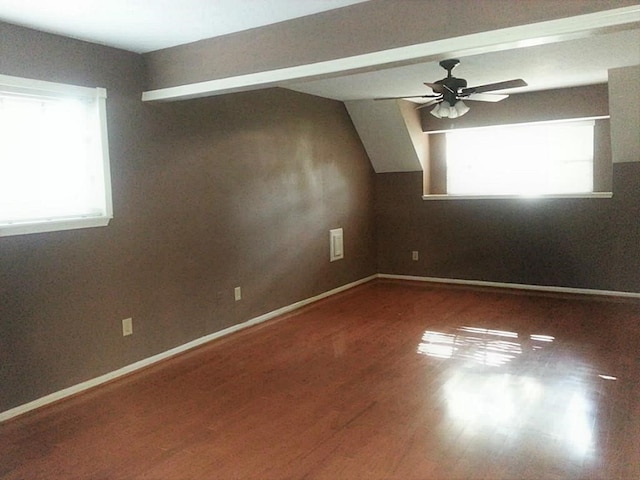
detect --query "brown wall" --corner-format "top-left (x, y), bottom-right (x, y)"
top-left (0, 23), bottom-right (376, 412)
top-left (1, 17), bottom-right (639, 415)
top-left (376, 162), bottom-right (640, 293)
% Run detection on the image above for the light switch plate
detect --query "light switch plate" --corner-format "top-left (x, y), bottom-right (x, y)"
top-left (330, 228), bottom-right (344, 262)
top-left (122, 318), bottom-right (133, 336)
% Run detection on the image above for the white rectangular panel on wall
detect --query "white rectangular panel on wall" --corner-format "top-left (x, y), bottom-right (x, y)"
top-left (330, 228), bottom-right (344, 262)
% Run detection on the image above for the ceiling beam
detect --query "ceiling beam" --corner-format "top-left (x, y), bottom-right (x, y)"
top-left (142, 5), bottom-right (639, 102)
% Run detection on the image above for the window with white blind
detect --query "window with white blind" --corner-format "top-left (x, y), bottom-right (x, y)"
top-left (423, 117), bottom-right (612, 199)
top-left (0, 74), bottom-right (112, 237)
top-left (445, 120), bottom-right (595, 196)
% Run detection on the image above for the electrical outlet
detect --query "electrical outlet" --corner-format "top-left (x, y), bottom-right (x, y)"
top-left (234, 286), bottom-right (242, 301)
top-left (122, 317), bottom-right (133, 336)
top-left (412, 251), bottom-right (419, 261)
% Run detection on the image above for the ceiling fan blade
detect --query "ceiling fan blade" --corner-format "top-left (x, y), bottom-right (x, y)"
top-left (424, 82), bottom-right (445, 94)
top-left (415, 99), bottom-right (441, 110)
top-left (461, 79), bottom-right (527, 95)
top-left (374, 94), bottom-right (440, 101)
top-left (464, 93), bottom-right (509, 102)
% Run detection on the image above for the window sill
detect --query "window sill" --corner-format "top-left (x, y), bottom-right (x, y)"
top-left (422, 192), bottom-right (613, 201)
top-left (0, 216), bottom-right (112, 237)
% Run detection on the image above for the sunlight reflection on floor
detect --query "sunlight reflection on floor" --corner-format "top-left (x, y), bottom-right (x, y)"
top-left (417, 325), bottom-right (598, 461)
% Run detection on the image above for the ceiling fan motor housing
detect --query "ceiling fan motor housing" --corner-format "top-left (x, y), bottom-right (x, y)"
top-left (436, 59), bottom-right (468, 104)
top-left (437, 77), bottom-right (467, 104)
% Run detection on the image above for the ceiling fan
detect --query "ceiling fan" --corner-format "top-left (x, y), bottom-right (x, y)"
top-left (377, 58), bottom-right (527, 118)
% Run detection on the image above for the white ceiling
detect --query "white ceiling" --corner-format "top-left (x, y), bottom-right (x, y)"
top-left (0, 0), bottom-right (369, 53)
top-left (1, 1), bottom-right (639, 102)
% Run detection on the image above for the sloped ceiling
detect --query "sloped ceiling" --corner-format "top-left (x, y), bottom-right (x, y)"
top-left (345, 100), bottom-right (424, 173)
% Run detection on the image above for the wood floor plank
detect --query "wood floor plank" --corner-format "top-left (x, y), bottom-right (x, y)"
top-left (1, 280), bottom-right (639, 479)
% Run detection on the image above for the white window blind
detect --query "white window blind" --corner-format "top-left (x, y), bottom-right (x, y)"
top-left (0, 74), bottom-right (111, 236)
top-left (445, 120), bottom-right (595, 196)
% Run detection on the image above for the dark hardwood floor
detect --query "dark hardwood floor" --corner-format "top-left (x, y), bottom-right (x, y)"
top-left (1, 280), bottom-right (639, 479)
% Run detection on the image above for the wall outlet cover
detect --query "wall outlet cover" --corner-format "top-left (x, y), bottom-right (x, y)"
top-left (122, 318), bottom-right (133, 336)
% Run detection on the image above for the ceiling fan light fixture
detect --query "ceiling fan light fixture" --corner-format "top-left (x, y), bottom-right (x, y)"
top-left (454, 100), bottom-right (470, 116)
top-left (434, 101), bottom-right (454, 118)
top-left (430, 102), bottom-right (443, 118)
top-left (431, 100), bottom-right (470, 119)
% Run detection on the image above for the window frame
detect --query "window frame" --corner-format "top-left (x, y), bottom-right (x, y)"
top-left (0, 74), bottom-right (112, 237)
top-left (422, 116), bottom-right (612, 201)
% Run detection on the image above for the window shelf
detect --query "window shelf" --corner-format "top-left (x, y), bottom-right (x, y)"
top-left (422, 192), bottom-right (613, 201)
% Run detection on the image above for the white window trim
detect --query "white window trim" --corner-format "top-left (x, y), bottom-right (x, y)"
top-left (422, 192), bottom-right (613, 201)
top-left (0, 74), bottom-right (112, 237)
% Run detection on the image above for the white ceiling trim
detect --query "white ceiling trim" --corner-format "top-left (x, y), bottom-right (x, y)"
top-left (142, 6), bottom-right (640, 102)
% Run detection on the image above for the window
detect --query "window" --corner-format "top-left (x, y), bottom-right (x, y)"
top-left (0, 74), bottom-right (112, 236)
top-left (424, 118), bottom-right (611, 199)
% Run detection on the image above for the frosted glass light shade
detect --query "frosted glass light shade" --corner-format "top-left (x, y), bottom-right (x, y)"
top-left (455, 100), bottom-right (470, 116)
top-left (431, 100), bottom-right (470, 119)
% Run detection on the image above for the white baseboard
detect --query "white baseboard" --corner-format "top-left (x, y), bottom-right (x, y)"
top-left (377, 273), bottom-right (640, 299)
top-left (0, 275), bottom-right (376, 423)
top-left (3, 272), bottom-right (637, 422)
